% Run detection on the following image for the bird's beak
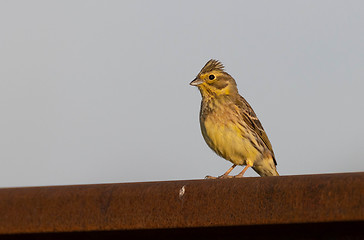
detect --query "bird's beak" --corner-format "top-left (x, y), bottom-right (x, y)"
top-left (190, 77), bottom-right (203, 86)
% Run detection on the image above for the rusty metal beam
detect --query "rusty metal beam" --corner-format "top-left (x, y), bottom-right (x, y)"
top-left (0, 172), bottom-right (363, 238)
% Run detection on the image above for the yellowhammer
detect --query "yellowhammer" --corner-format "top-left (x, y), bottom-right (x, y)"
top-left (190, 59), bottom-right (279, 178)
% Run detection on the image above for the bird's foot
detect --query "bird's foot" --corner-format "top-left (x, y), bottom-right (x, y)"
top-left (205, 175), bottom-right (217, 179)
top-left (205, 174), bottom-right (234, 179)
top-left (233, 174), bottom-right (244, 178)
top-left (218, 174), bottom-right (234, 179)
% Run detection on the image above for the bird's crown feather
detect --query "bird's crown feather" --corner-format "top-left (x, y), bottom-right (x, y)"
top-left (200, 59), bottom-right (225, 74)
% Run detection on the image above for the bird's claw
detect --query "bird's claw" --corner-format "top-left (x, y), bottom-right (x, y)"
top-left (205, 174), bottom-right (234, 179)
top-left (218, 174), bottom-right (234, 179)
top-left (233, 174), bottom-right (244, 178)
top-left (205, 175), bottom-right (217, 179)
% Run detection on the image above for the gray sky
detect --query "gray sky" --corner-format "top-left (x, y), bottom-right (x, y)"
top-left (1, 1), bottom-right (363, 187)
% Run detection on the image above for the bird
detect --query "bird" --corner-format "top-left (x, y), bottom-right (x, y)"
top-left (190, 59), bottom-right (279, 178)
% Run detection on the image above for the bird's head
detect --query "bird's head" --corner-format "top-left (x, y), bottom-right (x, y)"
top-left (190, 59), bottom-right (238, 98)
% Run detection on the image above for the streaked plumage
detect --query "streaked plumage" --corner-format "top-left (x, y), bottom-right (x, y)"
top-left (190, 59), bottom-right (279, 178)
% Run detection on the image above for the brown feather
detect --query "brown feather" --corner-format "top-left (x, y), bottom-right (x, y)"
top-left (235, 95), bottom-right (277, 165)
top-left (199, 59), bottom-right (225, 74)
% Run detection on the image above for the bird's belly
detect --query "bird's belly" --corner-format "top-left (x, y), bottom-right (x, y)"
top-left (201, 117), bottom-right (261, 165)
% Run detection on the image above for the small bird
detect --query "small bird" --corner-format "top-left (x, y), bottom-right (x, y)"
top-left (190, 59), bottom-right (279, 178)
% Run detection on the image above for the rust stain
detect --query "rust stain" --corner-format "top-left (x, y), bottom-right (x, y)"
top-left (0, 172), bottom-right (363, 235)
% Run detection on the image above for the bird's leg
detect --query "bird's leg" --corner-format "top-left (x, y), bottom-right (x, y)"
top-left (205, 164), bottom-right (236, 179)
top-left (234, 164), bottom-right (252, 178)
top-left (218, 164), bottom-right (236, 178)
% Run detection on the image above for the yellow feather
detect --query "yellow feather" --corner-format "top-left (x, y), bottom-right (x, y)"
top-left (191, 59), bottom-right (279, 177)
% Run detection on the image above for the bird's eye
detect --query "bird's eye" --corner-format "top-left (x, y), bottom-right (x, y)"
top-left (209, 75), bottom-right (215, 80)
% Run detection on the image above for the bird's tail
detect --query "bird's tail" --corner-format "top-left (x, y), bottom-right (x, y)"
top-left (252, 157), bottom-right (280, 177)
top-left (253, 167), bottom-right (279, 177)
top-left (272, 168), bottom-right (280, 176)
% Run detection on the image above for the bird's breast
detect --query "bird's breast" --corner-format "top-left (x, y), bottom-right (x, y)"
top-left (200, 103), bottom-right (261, 165)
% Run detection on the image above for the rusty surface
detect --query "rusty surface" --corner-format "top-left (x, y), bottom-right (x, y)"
top-left (0, 172), bottom-right (363, 235)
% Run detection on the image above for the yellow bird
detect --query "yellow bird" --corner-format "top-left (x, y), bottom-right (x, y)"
top-left (190, 59), bottom-right (279, 178)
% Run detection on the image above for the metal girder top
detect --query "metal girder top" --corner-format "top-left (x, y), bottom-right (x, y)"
top-left (0, 172), bottom-right (363, 239)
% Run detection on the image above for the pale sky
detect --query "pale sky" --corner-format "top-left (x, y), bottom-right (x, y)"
top-left (1, 1), bottom-right (363, 187)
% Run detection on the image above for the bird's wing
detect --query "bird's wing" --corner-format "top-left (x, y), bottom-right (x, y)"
top-left (236, 95), bottom-right (277, 165)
